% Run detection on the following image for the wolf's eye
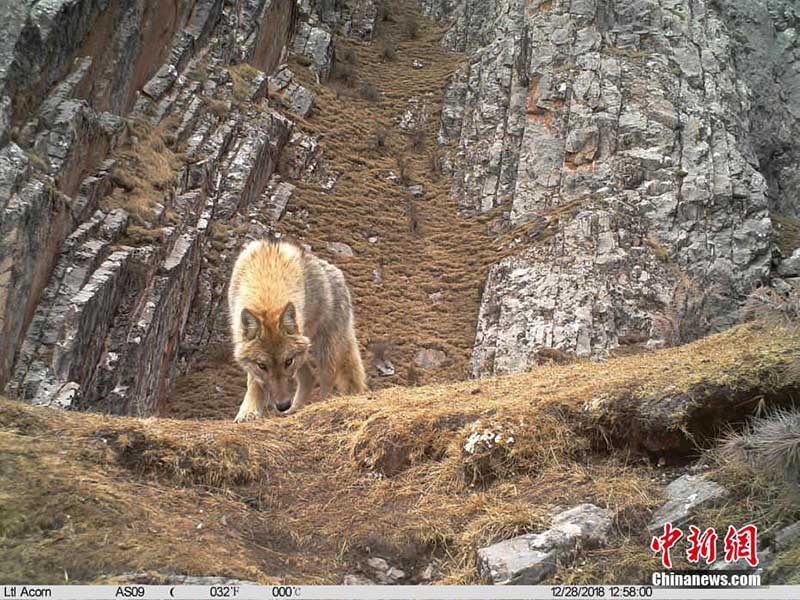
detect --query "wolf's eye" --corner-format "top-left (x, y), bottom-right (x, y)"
top-left (256, 362), bottom-right (268, 372)
top-left (284, 356), bottom-right (295, 369)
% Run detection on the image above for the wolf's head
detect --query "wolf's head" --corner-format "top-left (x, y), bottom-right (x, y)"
top-left (235, 303), bottom-right (310, 412)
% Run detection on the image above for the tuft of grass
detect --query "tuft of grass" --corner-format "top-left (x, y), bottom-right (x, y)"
top-left (742, 286), bottom-right (800, 328)
top-left (25, 150), bottom-right (50, 172)
top-left (373, 125), bottom-right (388, 149)
top-left (772, 212), bottom-right (800, 257)
top-left (395, 153), bottom-right (413, 186)
top-left (717, 409), bottom-right (800, 487)
top-left (406, 363), bottom-right (419, 386)
top-left (378, 1), bottom-right (394, 22)
top-left (768, 541), bottom-right (800, 584)
top-left (427, 148), bottom-right (442, 179)
top-left (404, 14), bottom-right (419, 39)
top-left (332, 61), bottom-right (356, 87)
top-left (186, 59), bottom-right (209, 81)
top-left (120, 225), bottom-right (167, 246)
top-left (741, 287), bottom-right (800, 382)
top-left (406, 198), bottom-right (419, 234)
top-left (360, 81), bottom-right (380, 102)
top-left (644, 234), bottom-right (670, 262)
top-left (651, 275), bottom-right (720, 347)
top-left (102, 119), bottom-right (182, 226)
top-left (229, 63), bottom-right (262, 103)
top-left (201, 96), bottom-right (229, 120)
top-left (95, 425), bottom-right (278, 487)
top-left (693, 427), bottom-right (800, 582)
top-left (340, 48), bottom-right (357, 64)
top-left (407, 126), bottom-right (425, 152)
top-left (382, 41), bottom-right (397, 60)
top-left (531, 347), bottom-right (578, 366)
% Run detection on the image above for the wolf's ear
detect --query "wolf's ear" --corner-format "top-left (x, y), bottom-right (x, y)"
top-left (241, 308), bottom-right (261, 340)
top-left (279, 302), bottom-right (299, 334)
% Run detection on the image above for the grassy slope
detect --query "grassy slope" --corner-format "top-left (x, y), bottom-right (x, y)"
top-left (2, 322), bottom-right (798, 584)
top-left (162, 1), bottom-right (503, 420)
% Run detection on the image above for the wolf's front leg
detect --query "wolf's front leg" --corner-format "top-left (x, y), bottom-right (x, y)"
top-left (283, 363), bottom-right (315, 415)
top-left (235, 372), bottom-right (267, 422)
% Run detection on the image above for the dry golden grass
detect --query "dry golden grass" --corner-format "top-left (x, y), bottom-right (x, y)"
top-left (201, 96), bottom-right (230, 119)
top-left (2, 322), bottom-right (798, 584)
top-left (768, 543), bottom-right (800, 584)
top-left (772, 212), bottom-right (800, 257)
top-left (231, 2), bottom-right (500, 398)
top-left (0, 424), bottom-right (272, 584)
top-left (102, 118), bottom-right (183, 228)
top-left (164, 2), bottom-right (508, 419)
top-left (229, 63), bottom-right (263, 104)
top-left (645, 234), bottom-right (671, 263)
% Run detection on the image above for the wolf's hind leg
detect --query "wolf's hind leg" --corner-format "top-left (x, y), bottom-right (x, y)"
top-left (337, 331), bottom-right (367, 394)
top-left (235, 372), bottom-right (267, 422)
top-left (319, 364), bottom-right (335, 400)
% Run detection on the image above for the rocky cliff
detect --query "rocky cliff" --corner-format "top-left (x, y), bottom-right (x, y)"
top-left (0, 0), bottom-right (341, 413)
top-left (1, 0), bottom-right (799, 417)
top-left (420, 0), bottom-right (800, 375)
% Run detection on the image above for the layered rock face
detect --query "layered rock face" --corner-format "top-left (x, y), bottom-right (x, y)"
top-left (422, 0), bottom-right (798, 375)
top-left (0, 0), bottom-right (369, 414)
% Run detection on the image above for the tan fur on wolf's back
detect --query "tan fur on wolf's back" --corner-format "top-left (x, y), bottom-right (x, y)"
top-left (228, 239), bottom-right (367, 422)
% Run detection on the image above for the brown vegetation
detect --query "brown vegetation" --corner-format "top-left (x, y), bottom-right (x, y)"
top-left (373, 125), bottom-right (388, 149)
top-left (332, 60), bottom-right (356, 86)
top-left (407, 125), bottom-right (425, 152)
top-left (360, 81), bottom-right (379, 102)
top-left (382, 41), bottom-right (397, 60)
top-left (427, 148), bottom-right (443, 179)
top-left (2, 322), bottom-right (798, 584)
top-left (772, 212), bottom-right (800, 257)
top-left (404, 14), bottom-right (420, 39)
top-left (651, 275), bottom-right (720, 347)
top-left (229, 63), bottom-right (262, 103)
top-left (102, 119), bottom-right (183, 226)
top-left (165, 1), bottom-right (506, 418)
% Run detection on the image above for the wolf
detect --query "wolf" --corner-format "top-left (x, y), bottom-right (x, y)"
top-left (228, 239), bottom-right (367, 421)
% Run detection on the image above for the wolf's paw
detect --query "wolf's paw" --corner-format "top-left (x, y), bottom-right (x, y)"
top-left (280, 402), bottom-right (305, 416)
top-left (234, 409), bottom-right (262, 423)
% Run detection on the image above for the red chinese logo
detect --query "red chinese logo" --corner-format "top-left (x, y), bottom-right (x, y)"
top-left (651, 522), bottom-right (683, 568)
top-left (650, 523), bottom-right (759, 568)
top-left (724, 524), bottom-right (759, 567)
top-left (686, 526), bottom-right (718, 564)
